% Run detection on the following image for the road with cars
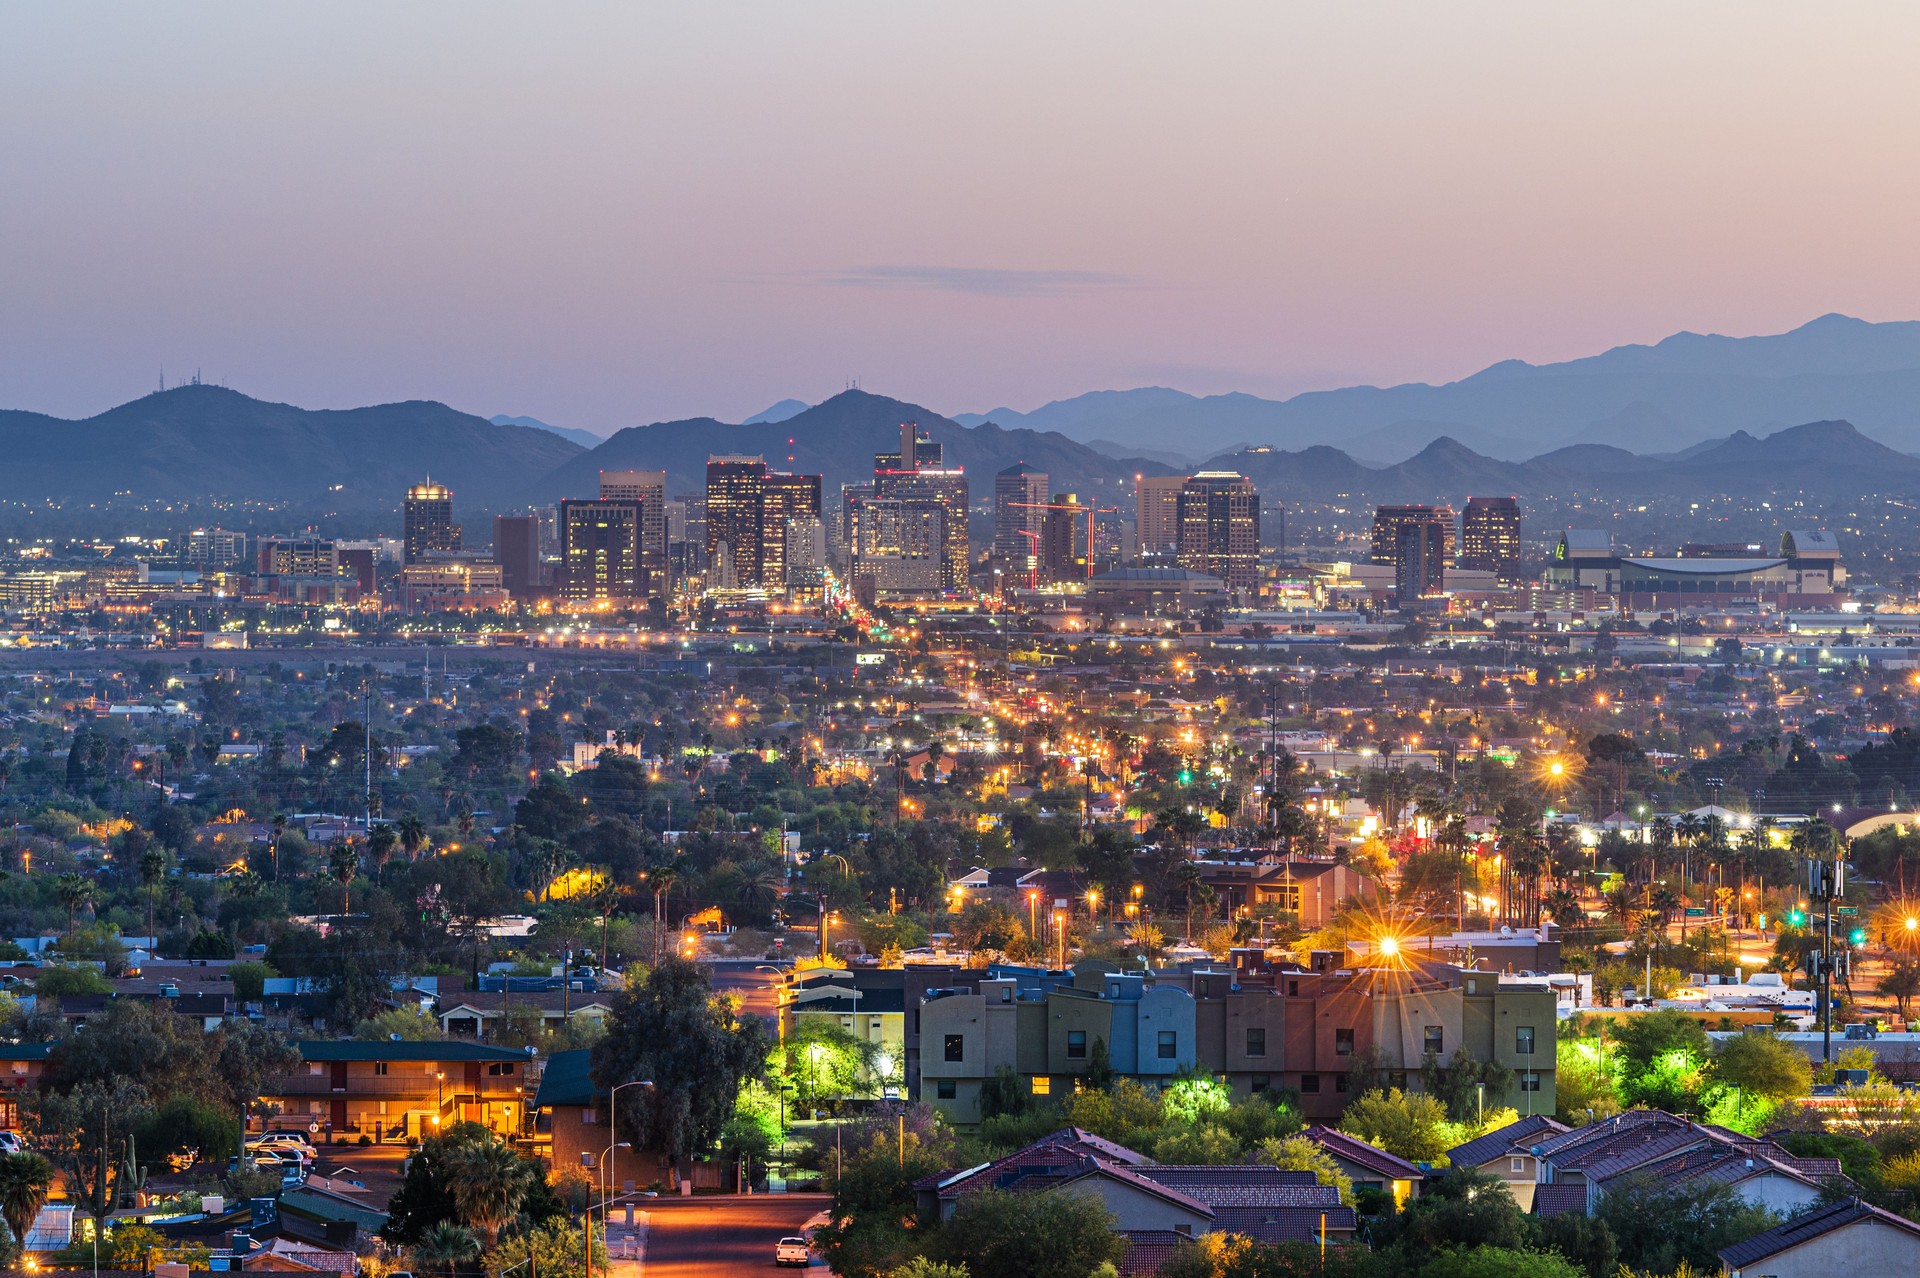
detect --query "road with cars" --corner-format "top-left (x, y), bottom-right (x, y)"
top-left (635, 1195), bottom-right (829, 1277)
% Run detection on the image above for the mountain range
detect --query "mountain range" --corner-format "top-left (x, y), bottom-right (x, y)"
top-left (16, 315), bottom-right (1920, 518)
top-left (957, 313), bottom-right (1920, 462)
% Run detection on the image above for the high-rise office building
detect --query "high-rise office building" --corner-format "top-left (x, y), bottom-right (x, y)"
top-left (992, 463), bottom-right (1049, 574)
top-left (1459, 496), bottom-right (1522, 579)
top-left (1175, 471), bottom-right (1261, 593)
top-left (1136, 475), bottom-right (1186, 557)
top-left (703, 456), bottom-right (822, 590)
top-left (873, 423), bottom-right (968, 590)
top-left (847, 497), bottom-right (945, 596)
top-left (184, 528), bottom-right (248, 568)
top-left (558, 499), bottom-right (644, 603)
top-left (1039, 495), bottom-right (1094, 583)
top-left (493, 515), bottom-right (543, 600)
top-left (1395, 518), bottom-right (1448, 600)
top-left (403, 482), bottom-right (461, 564)
top-left (1370, 504), bottom-right (1457, 569)
top-left (600, 469), bottom-right (669, 597)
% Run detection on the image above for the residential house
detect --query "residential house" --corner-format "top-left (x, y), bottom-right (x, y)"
top-left (437, 991), bottom-right (614, 1041)
top-left (1446, 1115), bottom-right (1568, 1210)
top-left (1530, 1111), bottom-right (1841, 1218)
top-left (530, 1049), bottom-right (733, 1192)
top-left (1302, 1126), bottom-right (1424, 1207)
top-left (0, 1044), bottom-right (50, 1129)
top-left (1719, 1197), bottom-right (1920, 1277)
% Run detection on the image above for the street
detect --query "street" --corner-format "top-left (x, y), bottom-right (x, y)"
top-left (635, 1194), bottom-right (829, 1278)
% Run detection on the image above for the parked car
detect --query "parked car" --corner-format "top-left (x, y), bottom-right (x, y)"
top-left (248, 1133), bottom-right (317, 1159)
top-left (775, 1237), bottom-right (812, 1267)
top-left (0, 1132), bottom-right (24, 1154)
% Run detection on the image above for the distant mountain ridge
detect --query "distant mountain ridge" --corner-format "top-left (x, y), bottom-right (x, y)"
top-left (961, 314), bottom-right (1920, 460)
top-left (0, 385), bottom-right (580, 507)
top-left (489, 414), bottom-right (605, 449)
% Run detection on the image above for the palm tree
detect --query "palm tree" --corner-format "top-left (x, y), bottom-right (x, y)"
top-left (396, 813), bottom-right (429, 861)
top-left (328, 842), bottom-right (360, 915)
top-left (0, 1151), bottom-right (54, 1252)
top-left (55, 874), bottom-right (92, 931)
top-left (443, 1139), bottom-right (535, 1249)
top-left (367, 825), bottom-right (400, 879)
top-left (1542, 886), bottom-right (1585, 929)
top-left (411, 1221), bottom-right (480, 1278)
top-left (270, 813), bottom-right (288, 880)
top-left (139, 846), bottom-right (168, 939)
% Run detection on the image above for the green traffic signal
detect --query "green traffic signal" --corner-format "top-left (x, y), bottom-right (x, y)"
top-left (1178, 770), bottom-right (1192, 785)
top-left (1787, 910), bottom-right (1807, 927)
top-left (1850, 927), bottom-right (1868, 946)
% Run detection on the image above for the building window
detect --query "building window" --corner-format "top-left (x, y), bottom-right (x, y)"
top-left (1516, 1026), bottom-right (1536, 1056)
top-left (1390, 1072), bottom-right (1408, 1090)
top-left (1299, 1074), bottom-right (1320, 1093)
top-left (1510, 1157), bottom-right (1526, 1173)
top-left (1521, 1073), bottom-right (1541, 1092)
top-left (1157, 1030), bottom-right (1177, 1059)
top-left (1423, 1026), bottom-right (1443, 1056)
top-left (1335, 1028), bottom-right (1355, 1056)
top-left (1067, 1030), bottom-right (1087, 1059)
top-left (582, 1107), bottom-right (599, 1126)
top-left (1031, 1076), bottom-right (1051, 1096)
top-left (1252, 1075), bottom-right (1270, 1093)
top-left (936, 1080), bottom-right (956, 1100)
top-left (1246, 1028), bottom-right (1266, 1058)
top-left (1287, 980), bottom-right (1300, 997)
top-left (1335, 1073), bottom-right (1349, 1093)
top-left (944, 1034), bottom-right (964, 1063)
top-left (373, 1062), bottom-right (389, 1076)
top-left (308, 1063), bottom-right (324, 1076)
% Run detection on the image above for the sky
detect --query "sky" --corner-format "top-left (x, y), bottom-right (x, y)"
top-left (4, 3), bottom-right (1920, 433)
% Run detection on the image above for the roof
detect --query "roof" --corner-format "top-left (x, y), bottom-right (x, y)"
top-left (0, 1043), bottom-right (53, 1063)
top-left (296, 1040), bottom-right (531, 1064)
top-left (1117, 1230), bottom-right (1190, 1278)
top-left (1719, 1197), bottom-right (1920, 1269)
top-left (1054, 1159), bottom-right (1215, 1219)
top-left (1619, 557), bottom-right (1786, 575)
top-left (1447, 1115), bottom-right (1568, 1171)
top-left (1303, 1126), bottom-right (1425, 1181)
top-left (277, 1184), bottom-right (388, 1234)
top-left (1782, 529), bottom-right (1840, 557)
top-left (1090, 566), bottom-right (1227, 585)
top-left (1560, 529), bottom-right (1612, 551)
top-left (1532, 1183), bottom-right (1588, 1220)
top-left (24, 1203), bottom-right (73, 1251)
top-left (532, 1048), bottom-right (596, 1109)
top-left (1213, 1204), bottom-right (1358, 1243)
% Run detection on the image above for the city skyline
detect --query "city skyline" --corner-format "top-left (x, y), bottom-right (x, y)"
top-left (8, 5), bottom-right (1920, 431)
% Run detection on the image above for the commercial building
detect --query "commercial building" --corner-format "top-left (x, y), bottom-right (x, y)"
top-left (259, 1040), bottom-right (534, 1141)
top-left (1369, 505), bottom-right (1455, 572)
top-left (1545, 528), bottom-right (1847, 608)
top-left (402, 482), bottom-right (461, 565)
top-left (873, 423), bottom-right (968, 590)
top-left (1040, 495), bottom-right (1095, 583)
top-left (492, 514), bottom-right (543, 600)
top-left (184, 528), bottom-right (249, 568)
top-left (558, 499), bottom-right (646, 604)
top-left (848, 497), bottom-right (946, 597)
top-left (1086, 566), bottom-right (1230, 614)
top-left (993, 462), bottom-right (1049, 580)
top-left (1135, 475), bottom-right (1186, 558)
top-left (1175, 472), bottom-right (1260, 595)
top-left (704, 456), bottom-right (823, 591)
top-left (598, 470), bottom-right (668, 597)
top-left (1459, 496), bottom-right (1522, 579)
top-left (1395, 518), bottom-right (1448, 601)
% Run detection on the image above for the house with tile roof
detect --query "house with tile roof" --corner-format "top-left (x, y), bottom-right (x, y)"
top-left (1718, 1197), bottom-right (1920, 1277)
top-left (259, 1040), bottom-right (536, 1143)
top-left (1301, 1125), bottom-right (1424, 1207)
top-left (1446, 1114), bottom-right (1568, 1210)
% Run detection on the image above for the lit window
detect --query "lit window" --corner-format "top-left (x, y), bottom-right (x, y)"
top-left (1031, 1076), bottom-right (1051, 1096)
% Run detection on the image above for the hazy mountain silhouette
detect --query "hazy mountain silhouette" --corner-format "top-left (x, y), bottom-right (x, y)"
top-left (0, 385), bottom-right (582, 507)
top-left (965, 315), bottom-right (1920, 458)
top-left (490, 413), bottom-right (605, 449)
top-left (743, 399), bottom-right (810, 425)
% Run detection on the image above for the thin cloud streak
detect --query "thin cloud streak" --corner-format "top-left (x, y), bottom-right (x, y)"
top-left (814, 265), bottom-right (1142, 297)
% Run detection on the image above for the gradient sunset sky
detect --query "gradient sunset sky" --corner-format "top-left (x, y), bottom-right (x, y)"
top-left (4, 3), bottom-right (1918, 431)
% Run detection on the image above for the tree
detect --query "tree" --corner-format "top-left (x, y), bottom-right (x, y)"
top-left (328, 841), bottom-right (360, 915)
top-left (412, 1221), bottom-right (481, 1278)
top-left (1254, 1134), bottom-right (1352, 1204)
top-left (138, 845), bottom-right (168, 940)
top-left (1593, 1173), bottom-right (1776, 1275)
top-left (213, 1019), bottom-right (301, 1127)
top-left (43, 999), bottom-right (217, 1106)
top-left (443, 1138), bottom-right (537, 1249)
top-left (26, 1077), bottom-right (153, 1243)
top-left (1877, 957), bottom-right (1920, 1020)
top-left (0, 1152), bottom-right (54, 1249)
top-left (590, 958), bottom-right (773, 1176)
top-left (385, 1124), bottom-right (568, 1248)
top-left (1710, 1031), bottom-right (1812, 1111)
top-left (929, 1189), bottom-right (1126, 1278)
top-left (1418, 1248), bottom-right (1582, 1278)
top-left (355, 1006), bottom-right (447, 1042)
top-left (1338, 1088), bottom-right (1455, 1164)
top-left (1609, 1009), bottom-right (1711, 1076)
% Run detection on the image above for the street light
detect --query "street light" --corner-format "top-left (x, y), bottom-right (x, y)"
top-left (605, 1079), bottom-right (655, 1217)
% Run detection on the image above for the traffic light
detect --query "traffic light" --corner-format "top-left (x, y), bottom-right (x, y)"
top-left (1178, 769), bottom-right (1193, 786)
top-left (1787, 909), bottom-right (1807, 927)
top-left (1849, 927), bottom-right (1868, 947)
